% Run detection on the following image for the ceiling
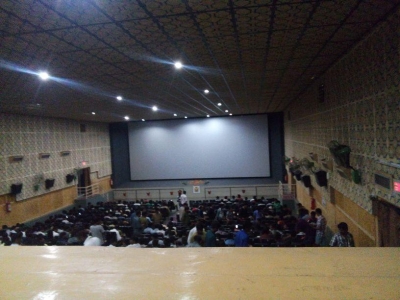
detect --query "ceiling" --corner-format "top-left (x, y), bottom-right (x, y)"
top-left (1, 0), bottom-right (399, 123)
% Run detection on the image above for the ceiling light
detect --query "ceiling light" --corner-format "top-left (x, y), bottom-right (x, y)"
top-left (225, 110), bottom-right (229, 113)
top-left (91, 112), bottom-right (96, 115)
top-left (184, 116), bottom-right (187, 119)
top-left (152, 105), bottom-right (158, 111)
top-left (142, 119), bottom-right (145, 121)
top-left (124, 116), bottom-right (129, 120)
top-left (229, 113), bottom-right (232, 116)
top-left (217, 103), bottom-right (222, 106)
top-left (38, 72), bottom-right (49, 81)
top-left (207, 115), bottom-right (210, 118)
top-left (174, 61), bottom-right (183, 69)
top-left (173, 113), bottom-right (177, 117)
top-left (116, 96), bottom-right (123, 101)
top-left (204, 89), bottom-right (209, 94)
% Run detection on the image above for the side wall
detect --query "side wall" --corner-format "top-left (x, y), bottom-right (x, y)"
top-left (110, 112), bottom-right (285, 188)
top-left (0, 114), bottom-right (112, 225)
top-left (284, 10), bottom-right (400, 246)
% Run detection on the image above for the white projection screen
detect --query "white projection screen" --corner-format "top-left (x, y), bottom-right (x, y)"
top-left (128, 114), bottom-right (270, 180)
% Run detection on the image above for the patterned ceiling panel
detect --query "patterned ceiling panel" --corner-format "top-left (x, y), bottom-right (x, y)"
top-left (0, 0), bottom-right (399, 122)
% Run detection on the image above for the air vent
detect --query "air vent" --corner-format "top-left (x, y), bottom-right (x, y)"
top-left (39, 153), bottom-right (51, 159)
top-left (60, 151), bottom-right (71, 157)
top-left (9, 155), bottom-right (24, 163)
top-left (374, 173), bottom-right (392, 191)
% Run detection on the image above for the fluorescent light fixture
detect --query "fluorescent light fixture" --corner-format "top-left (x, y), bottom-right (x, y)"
top-left (152, 105), bottom-right (158, 111)
top-left (204, 89), bottom-right (209, 94)
top-left (225, 110), bottom-right (229, 113)
top-left (124, 116), bottom-right (129, 120)
top-left (173, 113), bottom-right (177, 117)
top-left (38, 71), bottom-right (49, 80)
top-left (217, 103), bottom-right (222, 106)
top-left (116, 96), bottom-right (123, 101)
top-left (174, 61), bottom-right (183, 69)
top-left (91, 112), bottom-right (96, 115)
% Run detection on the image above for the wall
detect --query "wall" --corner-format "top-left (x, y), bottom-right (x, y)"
top-left (110, 112), bottom-right (285, 189)
top-left (285, 9), bottom-right (400, 245)
top-left (0, 114), bottom-right (112, 225)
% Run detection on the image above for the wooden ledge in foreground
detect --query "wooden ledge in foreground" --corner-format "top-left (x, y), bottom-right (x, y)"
top-left (0, 247), bottom-right (399, 300)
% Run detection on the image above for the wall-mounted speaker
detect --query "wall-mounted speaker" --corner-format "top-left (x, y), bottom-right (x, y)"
top-left (294, 170), bottom-right (302, 181)
top-left (315, 170), bottom-right (328, 187)
top-left (10, 183), bottom-right (23, 194)
top-left (45, 179), bottom-right (55, 189)
top-left (66, 174), bottom-right (75, 184)
top-left (301, 175), bottom-right (312, 188)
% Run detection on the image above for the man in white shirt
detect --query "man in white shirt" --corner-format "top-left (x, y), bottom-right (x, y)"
top-left (83, 235), bottom-right (102, 246)
top-left (180, 190), bottom-right (188, 207)
top-left (90, 219), bottom-right (105, 245)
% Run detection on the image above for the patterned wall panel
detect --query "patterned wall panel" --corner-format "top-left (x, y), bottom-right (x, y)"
top-left (284, 10), bottom-right (400, 213)
top-left (0, 114), bottom-right (112, 201)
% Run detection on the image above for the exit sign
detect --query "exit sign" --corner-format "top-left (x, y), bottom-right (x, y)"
top-left (394, 180), bottom-right (400, 193)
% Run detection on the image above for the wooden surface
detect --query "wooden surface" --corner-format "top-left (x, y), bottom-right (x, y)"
top-left (0, 247), bottom-right (399, 299)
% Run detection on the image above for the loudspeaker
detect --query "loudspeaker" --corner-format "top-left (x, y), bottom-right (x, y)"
top-left (294, 170), bottom-right (302, 181)
top-left (315, 170), bottom-right (328, 187)
top-left (10, 183), bottom-right (23, 194)
top-left (66, 174), bottom-right (75, 184)
top-left (301, 175), bottom-right (312, 188)
top-left (45, 179), bottom-right (55, 189)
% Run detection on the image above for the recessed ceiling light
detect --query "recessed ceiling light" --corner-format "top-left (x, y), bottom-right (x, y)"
top-left (204, 89), bottom-right (209, 94)
top-left (173, 113), bottom-right (177, 117)
top-left (174, 61), bottom-right (183, 69)
top-left (152, 105), bottom-right (158, 111)
top-left (92, 112), bottom-right (96, 115)
top-left (225, 110), bottom-right (229, 113)
top-left (142, 119), bottom-right (145, 121)
top-left (184, 116), bottom-right (188, 119)
top-left (116, 96), bottom-right (123, 101)
top-left (38, 71), bottom-right (49, 81)
top-left (124, 116), bottom-right (129, 120)
top-left (217, 103), bottom-right (222, 106)
top-left (206, 115), bottom-right (210, 118)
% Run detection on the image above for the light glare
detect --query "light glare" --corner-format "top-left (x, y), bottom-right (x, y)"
top-left (116, 96), bottom-right (123, 101)
top-left (152, 105), bottom-right (158, 111)
top-left (174, 61), bottom-right (183, 69)
top-left (217, 103), bottom-right (222, 106)
top-left (173, 113), bottom-right (177, 117)
top-left (38, 71), bottom-right (49, 80)
top-left (124, 116), bottom-right (129, 120)
top-left (204, 89), bottom-right (209, 94)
